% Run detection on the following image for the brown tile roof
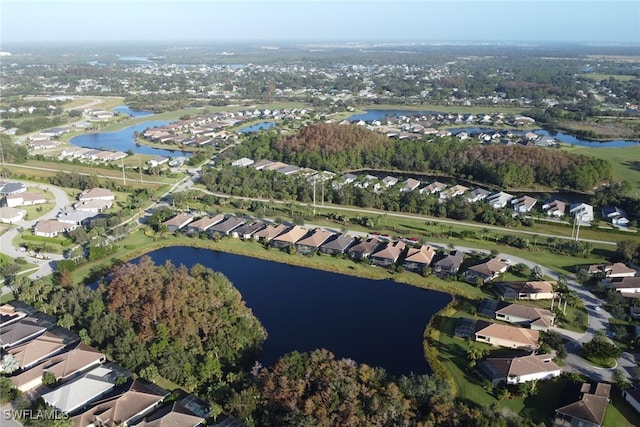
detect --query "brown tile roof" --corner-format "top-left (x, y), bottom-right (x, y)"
top-left (0, 318), bottom-right (47, 349)
top-left (486, 353), bottom-right (560, 378)
top-left (371, 241), bottom-right (406, 261)
top-left (272, 226), bottom-right (308, 244)
top-left (502, 280), bottom-right (557, 295)
top-left (0, 303), bottom-right (27, 328)
top-left (136, 402), bottom-right (204, 427)
top-left (163, 212), bottom-right (194, 228)
top-left (348, 238), bottom-right (381, 256)
top-left (403, 245), bottom-right (436, 265)
top-left (555, 382), bottom-right (610, 426)
top-left (614, 277), bottom-right (640, 289)
top-left (296, 229), bottom-right (334, 248)
top-left (8, 331), bottom-right (65, 369)
top-left (469, 257), bottom-right (508, 276)
top-left (187, 214), bottom-right (225, 231)
top-left (476, 323), bottom-right (539, 348)
top-left (254, 223), bottom-right (288, 240)
top-left (73, 380), bottom-right (169, 427)
top-left (496, 303), bottom-right (555, 324)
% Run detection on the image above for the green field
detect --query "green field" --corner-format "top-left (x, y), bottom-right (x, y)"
top-left (582, 73), bottom-right (638, 82)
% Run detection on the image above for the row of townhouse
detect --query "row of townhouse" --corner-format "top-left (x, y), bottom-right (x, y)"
top-left (0, 302), bottom-right (217, 426)
top-left (582, 261), bottom-right (640, 297)
top-left (59, 146), bottom-right (128, 163)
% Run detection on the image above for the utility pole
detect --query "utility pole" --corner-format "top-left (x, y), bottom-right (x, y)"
top-left (121, 158), bottom-right (126, 185)
top-left (312, 176), bottom-right (316, 215)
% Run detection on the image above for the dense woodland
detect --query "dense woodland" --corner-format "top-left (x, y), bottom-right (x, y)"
top-left (226, 123), bottom-right (612, 191)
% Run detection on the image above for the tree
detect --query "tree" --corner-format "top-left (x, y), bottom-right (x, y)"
top-left (530, 265), bottom-right (543, 281)
top-left (466, 341), bottom-right (489, 367)
top-left (1, 354), bottom-right (20, 374)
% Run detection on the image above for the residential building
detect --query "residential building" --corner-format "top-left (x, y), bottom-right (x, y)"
top-left (584, 262), bottom-right (637, 279)
top-left (400, 178), bottom-right (421, 192)
top-left (4, 192), bottom-right (47, 208)
top-left (381, 176), bottom-right (398, 187)
top-left (232, 221), bottom-right (266, 239)
top-left (370, 241), bottom-right (406, 267)
top-left (495, 281), bottom-right (557, 300)
top-left (73, 199), bottom-right (112, 212)
top-left (464, 257), bottom-right (509, 284)
top-left (420, 181), bottom-right (447, 195)
top-left (186, 214), bottom-right (225, 233)
top-left (622, 386), bottom-right (640, 414)
top-left (163, 212), bottom-right (195, 232)
top-left (542, 199), bottom-right (567, 217)
top-left (252, 159), bottom-right (276, 170)
top-left (208, 217), bottom-right (245, 236)
top-left (231, 157), bottom-right (255, 167)
top-left (0, 206), bottom-right (26, 223)
top-left (42, 365), bottom-right (117, 414)
top-left (553, 382), bottom-right (610, 427)
top-left (480, 353), bottom-right (561, 386)
top-left (348, 238), bottom-right (382, 260)
top-left (433, 250), bottom-right (464, 275)
top-left (612, 277), bottom-right (640, 295)
top-left (5, 330), bottom-right (66, 370)
top-left (0, 182), bottom-right (27, 196)
top-left (253, 223), bottom-right (288, 242)
top-left (494, 302), bottom-right (555, 331)
top-left (486, 191), bottom-right (514, 209)
top-left (0, 303), bottom-right (28, 328)
top-left (73, 380), bottom-right (169, 427)
top-left (10, 342), bottom-right (106, 393)
top-left (467, 188), bottom-right (491, 203)
top-left (271, 226), bottom-right (308, 249)
top-left (439, 184), bottom-right (469, 200)
top-left (57, 210), bottom-right (99, 226)
top-left (295, 229), bottom-right (334, 254)
top-left (402, 245), bottom-right (436, 272)
top-left (135, 402), bottom-right (206, 427)
top-left (569, 203), bottom-right (594, 222)
top-left (78, 188), bottom-right (115, 202)
top-left (512, 195), bottom-right (537, 213)
top-left (0, 318), bottom-right (47, 349)
top-left (474, 322), bottom-right (540, 350)
top-left (601, 206), bottom-right (630, 227)
top-left (319, 234), bottom-right (356, 255)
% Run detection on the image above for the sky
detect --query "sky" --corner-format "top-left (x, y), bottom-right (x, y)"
top-left (1, 0), bottom-right (639, 44)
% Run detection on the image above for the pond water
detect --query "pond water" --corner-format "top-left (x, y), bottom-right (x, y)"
top-left (349, 110), bottom-right (640, 148)
top-left (133, 246), bottom-right (451, 375)
top-left (112, 105), bottom-right (155, 118)
top-left (238, 121), bottom-right (276, 133)
top-left (69, 120), bottom-right (191, 157)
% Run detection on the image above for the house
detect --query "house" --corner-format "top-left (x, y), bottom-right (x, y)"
top-left (73, 380), bottom-right (169, 427)
top-left (135, 402), bottom-right (206, 427)
top-left (553, 382), bottom-right (610, 427)
top-left (622, 386), bottom-right (640, 414)
top-left (612, 277), bottom-right (640, 295)
top-left (319, 234), bottom-right (356, 255)
top-left (400, 178), bottom-right (421, 192)
top-left (0, 303), bottom-right (28, 328)
top-left (208, 216), bottom-right (245, 236)
top-left (231, 157), bottom-right (255, 167)
top-left (464, 257), bottom-right (509, 284)
top-left (252, 159), bottom-right (276, 170)
top-left (78, 188), bottom-right (115, 202)
top-left (381, 176), bottom-right (399, 187)
top-left (0, 182), bottom-right (27, 196)
top-left (495, 281), bottom-right (557, 300)
top-left (511, 196), bottom-right (537, 213)
top-left (474, 322), bottom-right (540, 350)
top-left (433, 250), bottom-right (464, 275)
top-left (73, 199), bottom-right (112, 212)
top-left (57, 210), bottom-right (98, 226)
top-left (602, 206), bottom-right (630, 226)
top-left (569, 203), bottom-right (594, 222)
top-left (486, 191), bottom-right (514, 209)
top-left (0, 318), bottom-right (47, 350)
top-left (348, 238), bottom-right (382, 260)
top-left (494, 302), bottom-right (555, 331)
top-left (186, 214), bottom-right (224, 233)
top-left (542, 199), bottom-right (566, 217)
top-left (232, 221), bottom-right (266, 239)
top-left (402, 245), bottom-right (436, 272)
top-left (9, 342), bottom-right (105, 393)
top-left (584, 262), bottom-right (637, 279)
top-left (42, 365), bottom-right (117, 414)
top-left (5, 330), bottom-right (66, 370)
top-left (0, 206), bottom-right (26, 223)
top-left (163, 212), bottom-right (195, 232)
top-left (480, 353), bottom-right (561, 386)
top-left (439, 184), bottom-right (469, 200)
top-left (271, 226), bottom-right (308, 249)
top-left (420, 181), bottom-right (447, 195)
top-left (467, 188), bottom-right (491, 203)
top-left (295, 229), bottom-right (334, 254)
top-left (4, 191), bottom-right (47, 208)
top-left (370, 241), bottom-right (406, 267)
top-left (340, 173), bottom-right (358, 184)
top-left (253, 224), bottom-right (288, 242)
top-left (148, 156), bottom-right (169, 167)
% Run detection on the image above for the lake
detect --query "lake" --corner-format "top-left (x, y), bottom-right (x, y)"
top-left (112, 105), bottom-right (155, 118)
top-left (136, 246), bottom-right (451, 375)
top-left (349, 110), bottom-right (640, 148)
top-left (69, 120), bottom-right (191, 157)
top-left (238, 121), bottom-right (276, 133)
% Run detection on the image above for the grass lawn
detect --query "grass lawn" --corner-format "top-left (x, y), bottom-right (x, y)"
top-left (605, 388), bottom-right (640, 427)
top-left (562, 145), bottom-right (640, 197)
top-left (582, 73), bottom-right (638, 82)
